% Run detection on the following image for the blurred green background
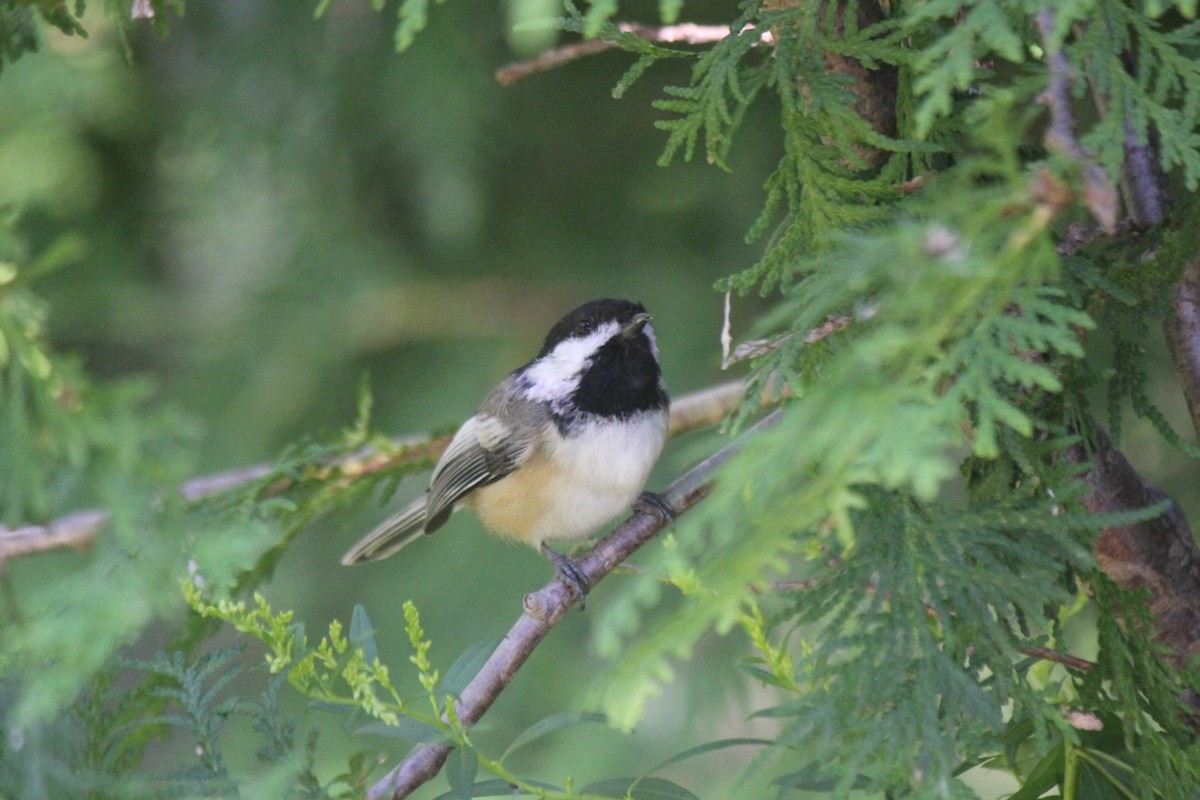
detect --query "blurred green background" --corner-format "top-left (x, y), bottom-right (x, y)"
top-left (5, 2), bottom-right (1197, 797)
top-left (1, 1), bottom-right (788, 794)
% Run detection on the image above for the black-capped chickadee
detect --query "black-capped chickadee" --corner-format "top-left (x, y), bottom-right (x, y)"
top-left (341, 298), bottom-right (670, 600)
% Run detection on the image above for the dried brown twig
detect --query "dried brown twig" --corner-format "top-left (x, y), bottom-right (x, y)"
top-left (495, 23), bottom-right (770, 86)
top-left (1034, 10), bottom-right (1119, 231)
top-left (1017, 646), bottom-right (1095, 673)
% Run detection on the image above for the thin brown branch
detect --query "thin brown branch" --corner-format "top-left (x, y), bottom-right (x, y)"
top-left (666, 380), bottom-right (746, 435)
top-left (896, 171), bottom-right (936, 196)
top-left (1055, 217), bottom-right (1138, 256)
top-left (720, 306), bottom-right (852, 371)
top-left (1035, 11), bottom-right (1087, 162)
top-left (495, 38), bottom-right (615, 86)
top-left (1112, 44), bottom-right (1166, 227)
top-left (1017, 646), bottom-right (1095, 672)
top-left (1072, 20), bottom-right (1167, 228)
top-left (1120, 114), bottom-right (1167, 227)
top-left (368, 412), bottom-right (779, 800)
top-left (0, 435), bottom-right (447, 564)
top-left (0, 381), bottom-right (762, 564)
top-left (1164, 259), bottom-right (1200, 443)
top-left (766, 578), bottom-right (823, 592)
top-left (495, 23), bottom-right (768, 87)
top-left (0, 510), bottom-right (109, 561)
top-left (1034, 10), bottom-right (1119, 231)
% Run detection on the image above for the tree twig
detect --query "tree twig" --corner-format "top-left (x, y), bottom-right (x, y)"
top-left (1055, 217), bottom-right (1138, 256)
top-left (0, 381), bottom-right (759, 563)
top-left (1034, 10), bottom-right (1119, 231)
top-left (1017, 646), bottom-right (1095, 672)
top-left (495, 23), bottom-right (769, 87)
top-left (495, 38), bottom-right (615, 86)
top-left (367, 411), bottom-right (779, 800)
top-left (1120, 113), bottom-right (1166, 227)
top-left (1164, 259), bottom-right (1200, 443)
top-left (0, 435), bottom-right (447, 563)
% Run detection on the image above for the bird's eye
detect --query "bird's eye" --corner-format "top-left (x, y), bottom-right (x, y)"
top-left (575, 319), bottom-right (594, 336)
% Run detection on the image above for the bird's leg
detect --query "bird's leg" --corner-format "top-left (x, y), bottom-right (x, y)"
top-left (633, 490), bottom-right (676, 524)
top-left (540, 544), bottom-right (590, 608)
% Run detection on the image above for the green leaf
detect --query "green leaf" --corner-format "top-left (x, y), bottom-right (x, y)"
top-left (445, 746), bottom-right (478, 800)
top-left (658, 0), bottom-right (682, 24)
top-left (428, 778), bottom-right (565, 799)
top-left (1008, 741), bottom-right (1064, 800)
top-left (651, 737), bottom-right (772, 773)
top-left (1076, 758), bottom-right (1132, 800)
top-left (395, 0), bottom-right (430, 52)
top-left (501, 711), bottom-right (608, 762)
top-left (356, 718), bottom-right (447, 743)
top-left (771, 763), bottom-right (871, 792)
top-left (583, 0), bottom-right (618, 37)
top-left (737, 662), bottom-right (794, 689)
top-left (442, 636), bottom-right (501, 697)
top-left (582, 777), bottom-right (699, 800)
top-left (349, 604), bottom-right (378, 666)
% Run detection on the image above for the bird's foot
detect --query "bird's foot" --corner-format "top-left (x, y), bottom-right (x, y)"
top-left (634, 490), bottom-right (676, 524)
top-left (540, 544), bottom-right (590, 609)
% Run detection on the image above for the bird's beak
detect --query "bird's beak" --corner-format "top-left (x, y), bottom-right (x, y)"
top-left (620, 312), bottom-right (652, 339)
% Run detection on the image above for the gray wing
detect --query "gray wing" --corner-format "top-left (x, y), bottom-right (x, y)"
top-left (341, 378), bottom-right (549, 565)
top-left (423, 379), bottom-right (550, 532)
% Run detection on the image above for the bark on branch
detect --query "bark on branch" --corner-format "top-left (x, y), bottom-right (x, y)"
top-left (494, 23), bottom-right (770, 87)
top-left (1165, 259), bottom-right (1200, 444)
top-left (1074, 424), bottom-right (1200, 668)
top-left (1035, 9), bottom-right (1119, 230)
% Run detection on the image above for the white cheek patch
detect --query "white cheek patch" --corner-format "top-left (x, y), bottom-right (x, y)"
top-left (522, 320), bottom-right (620, 405)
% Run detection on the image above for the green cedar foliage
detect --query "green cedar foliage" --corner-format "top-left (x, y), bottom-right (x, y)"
top-left (0, 0), bottom-right (182, 70)
top-left (3, 1), bottom-right (1200, 800)
top-left (589, 0), bottom-right (1200, 797)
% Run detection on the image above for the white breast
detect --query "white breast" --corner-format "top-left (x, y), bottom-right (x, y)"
top-left (469, 408), bottom-right (669, 549)
top-left (543, 410), bottom-right (669, 536)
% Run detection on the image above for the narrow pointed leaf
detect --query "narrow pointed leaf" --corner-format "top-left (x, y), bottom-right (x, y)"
top-left (428, 778), bottom-right (564, 799)
top-left (442, 636), bottom-right (502, 697)
top-left (652, 737), bottom-right (772, 772)
top-left (446, 746), bottom-right (478, 800)
top-left (357, 718), bottom-right (447, 743)
top-left (582, 777), bottom-right (698, 800)
top-left (349, 604), bottom-right (378, 665)
top-left (501, 711), bottom-right (608, 763)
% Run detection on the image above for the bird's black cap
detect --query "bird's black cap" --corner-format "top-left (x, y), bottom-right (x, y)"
top-left (537, 298), bottom-right (651, 358)
top-left (541, 298), bottom-right (668, 423)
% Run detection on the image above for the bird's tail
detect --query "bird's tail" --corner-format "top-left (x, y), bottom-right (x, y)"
top-left (341, 495), bottom-right (428, 565)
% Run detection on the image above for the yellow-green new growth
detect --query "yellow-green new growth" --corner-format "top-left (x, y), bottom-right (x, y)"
top-left (183, 582), bottom-right (417, 727)
top-left (404, 599), bottom-right (439, 694)
top-left (183, 583), bottom-right (296, 673)
top-left (739, 602), bottom-right (798, 693)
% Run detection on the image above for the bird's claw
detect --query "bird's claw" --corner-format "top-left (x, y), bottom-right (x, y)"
top-left (634, 490), bottom-right (676, 524)
top-left (540, 544), bottom-right (591, 609)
